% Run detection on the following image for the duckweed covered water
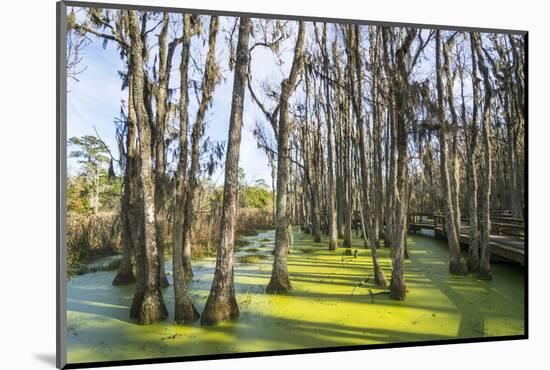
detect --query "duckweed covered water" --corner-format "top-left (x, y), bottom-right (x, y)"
top-left (66, 229), bottom-right (524, 364)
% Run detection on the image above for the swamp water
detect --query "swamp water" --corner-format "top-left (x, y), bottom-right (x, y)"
top-left (67, 229), bottom-right (524, 364)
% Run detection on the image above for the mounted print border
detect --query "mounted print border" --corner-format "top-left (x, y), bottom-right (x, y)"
top-left (57, 1), bottom-right (528, 369)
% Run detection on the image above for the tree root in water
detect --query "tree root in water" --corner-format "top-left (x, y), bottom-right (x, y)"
top-left (350, 275), bottom-right (392, 302)
top-left (351, 276), bottom-right (370, 295)
top-left (367, 289), bottom-right (391, 303)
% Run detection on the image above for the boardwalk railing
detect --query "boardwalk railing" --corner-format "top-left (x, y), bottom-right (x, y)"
top-left (408, 211), bottom-right (525, 266)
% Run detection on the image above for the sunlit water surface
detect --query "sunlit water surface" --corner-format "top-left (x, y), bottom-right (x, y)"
top-left (67, 229), bottom-right (524, 364)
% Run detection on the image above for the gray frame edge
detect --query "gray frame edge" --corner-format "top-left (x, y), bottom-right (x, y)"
top-left (57, 1), bottom-right (68, 369)
top-left (62, 0), bottom-right (527, 35)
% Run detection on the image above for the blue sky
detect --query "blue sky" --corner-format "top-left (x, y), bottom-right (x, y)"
top-left (67, 11), bottom-right (298, 185)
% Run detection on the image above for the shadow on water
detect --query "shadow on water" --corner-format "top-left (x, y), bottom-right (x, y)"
top-left (407, 234), bottom-right (524, 337)
top-left (66, 228), bottom-right (525, 364)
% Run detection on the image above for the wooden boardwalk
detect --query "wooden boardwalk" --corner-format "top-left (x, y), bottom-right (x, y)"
top-left (408, 213), bottom-right (525, 266)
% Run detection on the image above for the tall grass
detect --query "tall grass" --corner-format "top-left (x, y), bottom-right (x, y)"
top-left (66, 207), bottom-right (273, 269)
top-left (191, 207), bottom-right (273, 257)
top-left (66, 211), bottom-right (121, 277)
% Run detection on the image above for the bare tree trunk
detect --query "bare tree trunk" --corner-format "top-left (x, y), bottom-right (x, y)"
top-left (153, 15), bottom-right (171, 289)
top-left (182, 16), bottom-right (220, 280)
top-left (443, 37), bottom-right (462, 244)
top-left (128, 10), bottom-right (168, 324)
top-left (382, 30), bottom-right (396, 249)
top-left (332, 49), bottom-right (346, 240)
top-left (465, 33), bottom-right (481, 273)
top-left (201, 17), bottom-right (251, 325)
top-left (508, 35), bottom-right (525, 219)
top-left (346, 24), bottom-right (387, 287)
top-left (343, 91), bottom-right (353, 248)
top-left (113, 67), bottom-right (137, 286)
top-left (321, 25), bottom-right (338, 251)
top-left (128, 61), bottom-right (146, 318)
top-left (388, 28), bottom-right (417, 299)
top-left (311, 175), bottom-right (322, 242)
top-left (473, 34), bottom-right (493, 280)
top-left (370, 28), bottom-right (384, 248)
top-left (172, 14), bottom-right (200, 323)
top-left (270, 156), bottom-right (277, 226)
top-left (336, 127), bottom-right (345, 239)
top-left (267, 21), bottom-right (305, 294)
top-left (311, 78), bottom-right (323, 242)
top-left (435, 31), bottom-right (468, 275)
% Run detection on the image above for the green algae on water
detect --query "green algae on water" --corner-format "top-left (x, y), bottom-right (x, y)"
top-left (66, 229), bottom-right (524, 364)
